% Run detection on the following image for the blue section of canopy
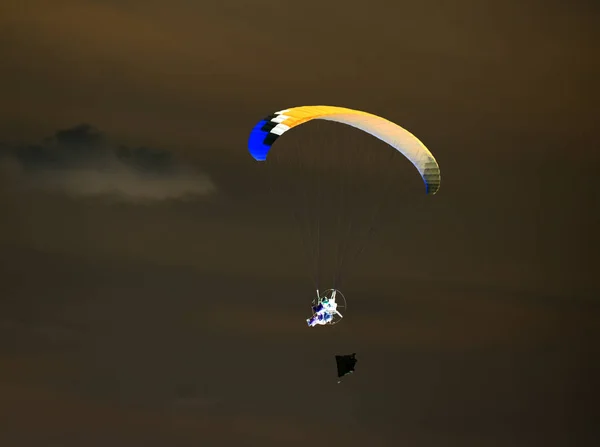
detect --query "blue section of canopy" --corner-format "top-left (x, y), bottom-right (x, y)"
top-left (248, 119), bottom-right (272, 161)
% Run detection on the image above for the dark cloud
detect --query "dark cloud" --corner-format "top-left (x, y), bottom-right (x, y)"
top-left (0, 124), bottom-right (216, 202)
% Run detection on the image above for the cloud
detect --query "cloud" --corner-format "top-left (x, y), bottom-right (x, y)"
top-left (0, 124), bottom-right (216, 202)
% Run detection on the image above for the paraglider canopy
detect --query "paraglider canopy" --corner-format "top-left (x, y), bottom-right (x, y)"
top-left (335, 353), bottom-right (357, 381)
top-left (248, 105), bottom-right (441, 194)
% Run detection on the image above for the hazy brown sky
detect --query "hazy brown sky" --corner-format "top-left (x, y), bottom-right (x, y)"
top-left (1, 1), bottom-right (598, 446)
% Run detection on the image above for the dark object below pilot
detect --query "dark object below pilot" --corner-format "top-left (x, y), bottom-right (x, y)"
top-left (335, 353), bottom-right (357, 382)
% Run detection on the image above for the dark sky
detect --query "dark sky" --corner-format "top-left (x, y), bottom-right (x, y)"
top-left (1, 1), bottom-right (598, 446)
